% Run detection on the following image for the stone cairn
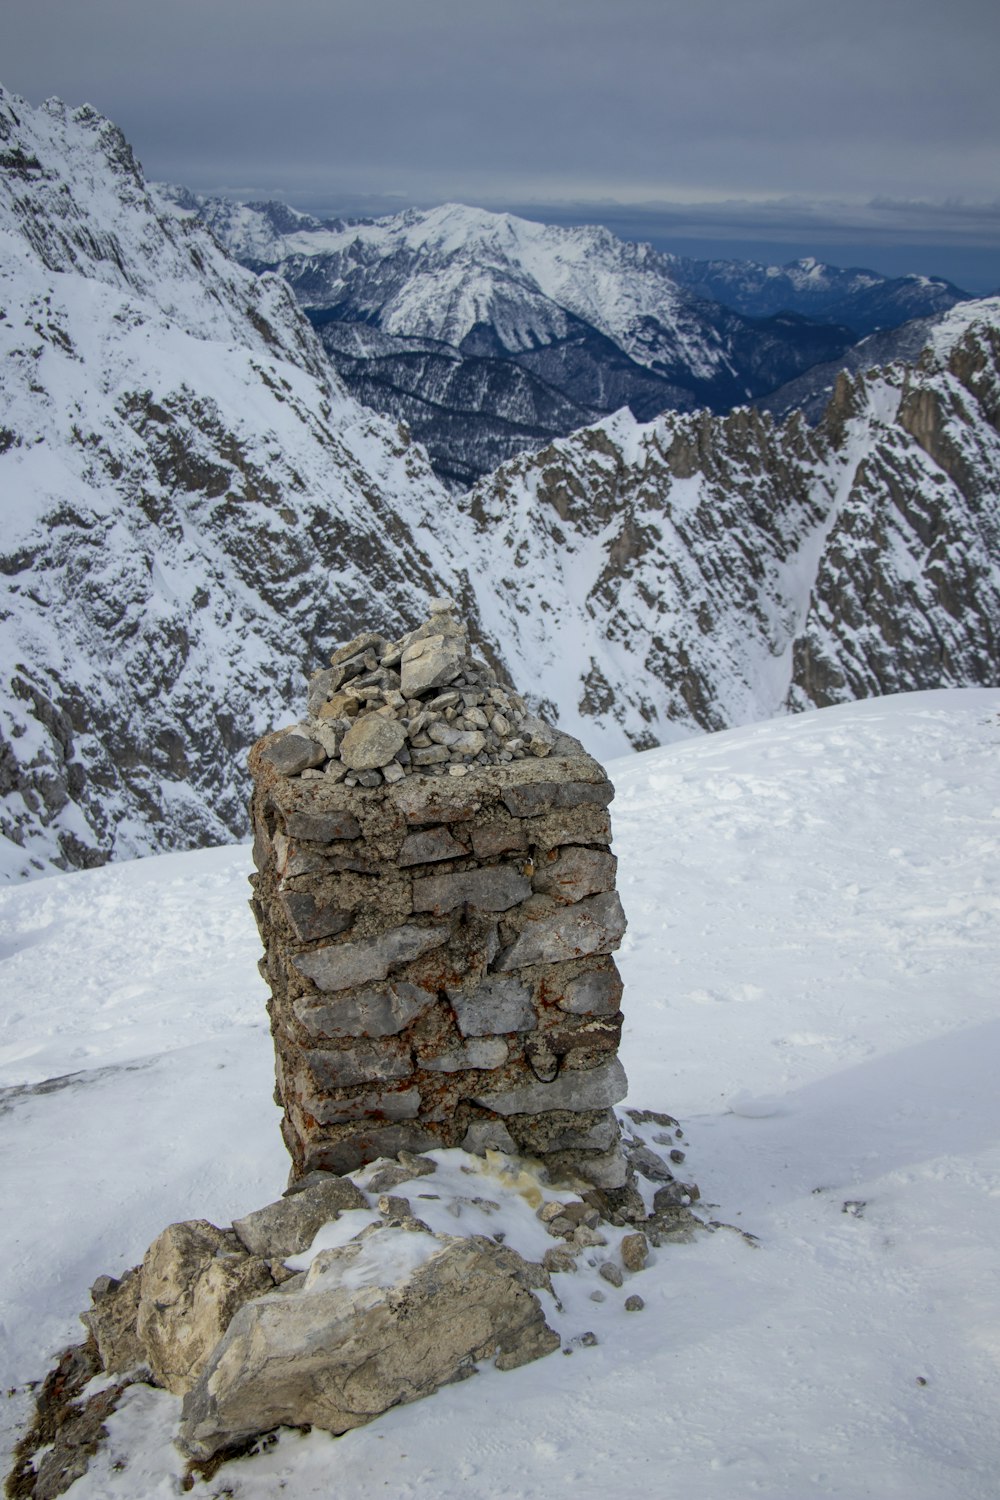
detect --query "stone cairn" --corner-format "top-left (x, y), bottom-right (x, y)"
top-left (7, 603), bottom-right (711, 1494)
top-left (249, 598), bottom-right (632, 1189)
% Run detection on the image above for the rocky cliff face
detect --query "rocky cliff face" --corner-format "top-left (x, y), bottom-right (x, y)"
top-left (458, 301), bottom-right (1000, 751)
top-left (0, 89), bottom-right (460, 877)
top-left (2, 90), bottom-right (997, 881)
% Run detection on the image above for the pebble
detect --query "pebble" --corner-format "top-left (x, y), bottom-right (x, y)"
top-left (599, 1261), bottom-right (623, 1288)
top-left (620, 1231), bottom-right (649, 1272)
top-left (624, 1295), bottom-right (645, 1313)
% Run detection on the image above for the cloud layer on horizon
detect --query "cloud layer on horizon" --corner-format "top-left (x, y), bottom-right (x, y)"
top-left (5, 0), bottom-right (999, 283)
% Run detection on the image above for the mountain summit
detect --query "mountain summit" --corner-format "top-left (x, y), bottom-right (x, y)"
top-left (166, 193), bottom-right (968, 486)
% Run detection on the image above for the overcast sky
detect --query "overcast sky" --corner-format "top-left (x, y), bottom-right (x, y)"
top-left (5, 0), bottom-right (1000, 288)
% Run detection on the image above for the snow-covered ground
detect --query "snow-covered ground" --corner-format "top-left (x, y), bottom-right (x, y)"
top-left (1, 688), bottom-right (998, 1498)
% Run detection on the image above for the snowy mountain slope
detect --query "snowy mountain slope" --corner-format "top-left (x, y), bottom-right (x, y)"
top-left (758, 313), bottom-right (946, 423)
top-left (2, 689), bottom-right (998, 1499)
top-left (0, 88), bottom-right (464, 878)
top-left (2, 90), bottom-right (997, 883)
top-left (457, 296), bottom-right (1000, 753)
top-left (666, 252), bottom-right (969, 336)
top-left (164, 193), bottom-right (858, 484)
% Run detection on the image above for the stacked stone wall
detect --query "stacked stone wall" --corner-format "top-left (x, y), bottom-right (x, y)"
top-left (249, 604), bottom-right (630, 1187)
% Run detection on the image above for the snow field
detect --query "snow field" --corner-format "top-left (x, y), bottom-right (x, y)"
top-left (0, 688), bottom-right (998, 1498)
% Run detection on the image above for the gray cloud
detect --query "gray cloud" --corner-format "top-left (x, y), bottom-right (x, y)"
top-left (5, 0), bottom-right (1000, 284)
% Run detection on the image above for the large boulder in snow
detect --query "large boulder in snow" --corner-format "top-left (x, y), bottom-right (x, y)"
top-left (178, 1220), bottom-right (559, 1460)
top-left (136, 1221), bottom-right (275, 1395)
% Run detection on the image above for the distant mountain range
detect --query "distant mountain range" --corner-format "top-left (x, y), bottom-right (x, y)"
top-left (2, 87), bottom-right (996, 880)
top-left (157, 190), bottom-right (970, 486)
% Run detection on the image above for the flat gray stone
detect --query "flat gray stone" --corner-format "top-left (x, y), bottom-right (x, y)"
top-left (393, 779), bottom-right (482, 825)
top-left (471, 1057), bottom-right (628, 1115)
top-left (554, 965), bottom-right (624, 1016)
top-left (423, 1038), bottom-right (509, 1072)
top-left (303, 1040), bottom-right (414, 1088)
top-left (448, 977), bottom-right (536, 1036)
top-left (413, 866), bottom-right (531, 915)
top-left (400, 633), bottom-right (465, 698)
top-left (340, 715), bottom-right (408, 770)
top-left (501, 780), bottom-right (614, 818)
top-left (284, 810), bottom-right (362, 842)
top-left (398, 826), bottom-right (470, 867)
top-left (471, 822), bottom-right (529, 859)
top-left (303, 1125), bottom-right (442, 1177)
top-left (532, 847), bottom-right (616, 904)
top-left (494, 893), bottom-right (627, 970)
top-left (410, 745), bottom-right (450, 765)
top-left (330, 631), bottom-right (387, 666)
top-left (292, 981), bottom-right (435, 1038)
top-left (261, 734), bottom-right (326, 777)
top-left (279, 892), bottom-right (353, 943)
top-left (462, 1119), bottom-right (518, 1156)
top-left (292, 923), bottom-right (448, 993)
top-left (233, 1177), bottom-right (369, 1259)
top-left (308, 1085), bottom-right (422, 1126)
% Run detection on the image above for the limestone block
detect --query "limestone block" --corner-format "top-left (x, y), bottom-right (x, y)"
top-left (398, 826), bottom-right (470, 866)
top-left (302, 1039), bottom-right (414, 1089)
top-left (400, 633), bottom-right (465, 697)
top-left (340, 715), bottom-right (408, 770)
top-left (532, 807), bottom-right (613, 851)
top-left (494, 893), bottom-right (627, 970)
top-left (81, 1267), bottom-right (143, 1375)
top-left (302, 1123), bottom-right (443, 1176)
top-left (532, 846), bottom-right (617, 904)
top-left (543, 1143), bottom-right (631, 1189)
top-left (178, 1228), bottom-right (560, 1460)
top-left (292, 923), bottom-right (448, 993)
top-left (470, 821), bottom-right (529, 858)
top-left (302, 1084), bottom-right (423, 1127)
top-left (552, 964), bottom-right (624, 1016)
top-left (232, 1176), bottom-right (370, 1259)
top-left (279, 892), bottom-right (353, 943)
top-left (284, 810), bottom-right (361, 842)
top-left (448, 976), bottom-right (536, 1036)
top-left (423, 1038), bottom-right (509, 1072)
top-left (330, 631), bottom-right (387, 666)
top-left (462, 1119), bottom-right (518, 1155)
top-left (260, 733), bottom-right (326, 777)
top-left (393, 778), bottom-right (482, 825)
top-left (471, 1056), bottom-right (628, 1116)
top-left (137, 1222), bottom-right (274, 1395)
top-left (412, 866), bottom-right (531, 915)
top-left (291, 980), bottom-right (435, 1039)
top-left (501, 779), bottom-right (613, 818)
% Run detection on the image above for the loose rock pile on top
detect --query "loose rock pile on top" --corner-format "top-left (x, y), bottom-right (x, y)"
top-left (265, 597), bottom-right (565, 788)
